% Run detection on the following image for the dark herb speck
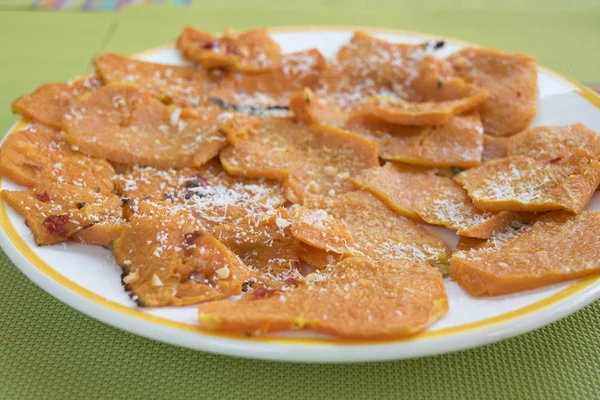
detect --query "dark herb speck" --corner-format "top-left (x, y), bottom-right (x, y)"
top-left (451, 166), bottom-right (464, 176)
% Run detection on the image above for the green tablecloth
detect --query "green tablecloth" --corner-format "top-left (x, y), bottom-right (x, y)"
top-left (1, 3), bottom-right (600, 399)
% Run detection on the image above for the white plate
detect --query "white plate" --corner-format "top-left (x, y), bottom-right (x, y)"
top-left (1, 27), bottom-right (600, 363)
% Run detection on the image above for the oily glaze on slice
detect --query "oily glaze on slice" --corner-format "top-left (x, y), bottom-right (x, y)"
top-left (198, 257), bottom-right (448, 339)
top-left (94, 53), bottom-right (214, 108)
top-left (2, 182), bottom-right (123, 245)
top-left (0, 125), bottom-right (114, 193)
top-left (448, 47), bottom-right (537, 137)
top-left (62, 85), bottom-right (229, 168)
top-left (450, 211), bottom-right (600, 295)
top-left (454, 151), bottom-right (600, 213)
top-left (177, 27), bottom-right (282, 72)
top-left (12, 75), bottom-right (101, 129)
top-left (112, 202), bottom-right (256, 306)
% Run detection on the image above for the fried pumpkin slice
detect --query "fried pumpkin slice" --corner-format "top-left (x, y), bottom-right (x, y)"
top-left (316, 32), bottom-right (430, 110)
top-left (448, 47), bottom-right (537, 137)
top-left (70, 218), bottom-right (127, 246)
top-left (289, 88), bottom-right (347, 127)
top-left (220, 117), bottom-right (379, 203)
top-left (507, 124), bottom-right (600, 161)
top-left (208, 49), bottom-right (325, 108)
top-left (483, 134), bottom-right (509, 162)
top-left (62, 85), bottom-right (228, 168)
top-left (293, 239), bottom-right (345, 272)
top-left (306, 191), bottom-right (451, 271)
top-left (112, 202), bottom-right (256, 306)
top-left (114, 159), bottom-right (230, 201)
top-left (411, 55), bottom-right (486, 102)
top-left (450, 211), bottom-right (600, 296)
top-left (346, 112), bottom-right (483, 168)
top-left (177, 27), bottom-right (281, 72)
top-left (351, 162), bottom-right (456, 221)
top-left (414, 181), bottom-right (519, 239)
top-left (288, 204), bottom-right (357, 255)
top-left (198, 257), bottom-right (448, 339)
top-left (0, 125), bottom-right (115, 193)
top-left (454, 151), bottom-right (600, 213)
top-left (350, 91), bottom-right (487, 126)
top-left (2, 182), bottom-right (123, 245)
top-left (114, 159), bottom-right (286, 225)
top-left (212, 208), bottom-right (300, 280)
top-left (114, 166), bottom-right (203, 202)
top-left (11, 75), bottom-right (101, 129)
top-left (318, 32), bottom-right (486, 112)
top-left (94, 53), bottom-right (214, 108)
top-left (291, 90), bottom-right (484, 168)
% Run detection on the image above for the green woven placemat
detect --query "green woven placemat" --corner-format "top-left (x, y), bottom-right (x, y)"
top-left (1, 4), bottom-right (600, 399)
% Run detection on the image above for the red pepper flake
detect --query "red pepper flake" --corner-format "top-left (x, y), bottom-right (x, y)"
top-left (284, 278), bottom-right (302, 287)
top-left (516, 91), bottom-right (522, 98)
top-left (43, 214), bottom-right (70, 237)
top-left (202, 40), bottom-right (217, 50)
top-left (225, 44), bottom-right (241, 55)
top-left (34, 192), bottom-right (51, 202)
top-left (548, 157), bottom-right (563, 164)
top-left (186, 174), bottom-right (209, 188)
top-left (252, 285), bottom-right (279, 300)
top-left (185, 231), bottom-right (204, 242)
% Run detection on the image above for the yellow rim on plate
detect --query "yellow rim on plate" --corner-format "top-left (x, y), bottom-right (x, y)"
top-left (2, 26), bottom-right (600, 346)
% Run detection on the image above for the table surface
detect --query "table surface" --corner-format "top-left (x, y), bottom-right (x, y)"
top-left (1, 3), bottom-right (600, 399)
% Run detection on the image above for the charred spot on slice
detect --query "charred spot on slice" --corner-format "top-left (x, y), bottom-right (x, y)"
top-left (208, 97), bottom-right (289, 114)
top-left (185, 174), bottom-right (209, 188)
top-left (451, 166), bottom-right (464, 176)
top-left (432, 40), bottom-right (445, 50)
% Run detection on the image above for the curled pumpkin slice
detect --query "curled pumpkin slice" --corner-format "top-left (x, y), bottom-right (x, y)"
top-left (177, 27), bottom-right (281, 72)
top-left (454, 150), bottom-right (600, 213)
top-left (12, 75), bottom-right (101, 129)
top-left (450, 211), bottom-right (600, 295)
top-left (94, 53), bottom-right (214, 108)
top-left (0, 125), bottom-right (114, 194)
top-left (112, 202), bottom-right (256, 307)
top-left (2, 182), bottom-right (123, 245)
top-left (448, 47), bottom-right (537, 137)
